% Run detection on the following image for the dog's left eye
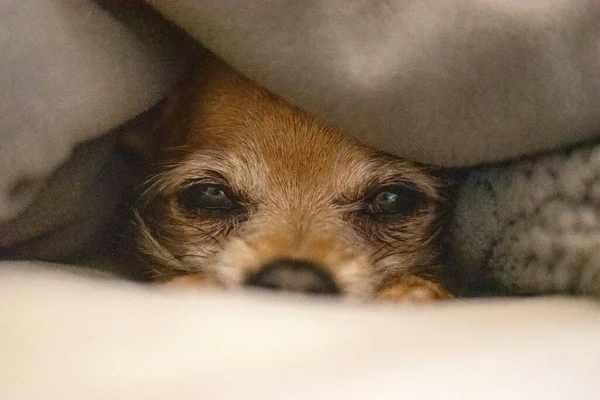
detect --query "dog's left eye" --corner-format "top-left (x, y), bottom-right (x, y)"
top-left (365, 185), bottom-right (426, 218)
top-left (178, 183), bottom-right (241, 215)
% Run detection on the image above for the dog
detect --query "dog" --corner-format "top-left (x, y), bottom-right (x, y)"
top-left (129, 52), bottom-right (452, 302)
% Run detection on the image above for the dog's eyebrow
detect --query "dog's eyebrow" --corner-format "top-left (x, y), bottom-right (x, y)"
top-left (156, 150), bottom-right (268, 202)
top-left (334, 176), bottom-right (423, 206)
top-left (186, 170), bottom-right (229, 183)
top-left (333, 153), bottom-right (438, 205)
top-left (161, 151), bottom-right (249, 181)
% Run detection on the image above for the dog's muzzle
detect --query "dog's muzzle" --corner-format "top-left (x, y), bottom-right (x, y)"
top-left (246, 258), bottom-right (340, 296)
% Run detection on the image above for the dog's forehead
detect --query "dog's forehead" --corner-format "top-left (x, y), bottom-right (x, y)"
top-left (167, 59), bottom-right (434, 198)
top-left (177, 64), bottom-right (375, 185)
top-left (186, 113), bottom-right (376, 196)
top-left (216, 108), bottom-right (366, 177)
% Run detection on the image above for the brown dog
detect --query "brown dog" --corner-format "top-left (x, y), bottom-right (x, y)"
top-left (131, 53), bottom-right (452, 302)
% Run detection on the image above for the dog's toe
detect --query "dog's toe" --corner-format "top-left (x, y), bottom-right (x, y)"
top-left (376, 275), bottom-right (452, 303)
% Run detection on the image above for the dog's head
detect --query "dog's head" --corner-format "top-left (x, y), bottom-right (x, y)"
top-left (134, 55), bottom-right (443, 299)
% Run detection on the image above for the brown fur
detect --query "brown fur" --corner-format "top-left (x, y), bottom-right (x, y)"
top-left (132, 53), bottom-right (452, 301)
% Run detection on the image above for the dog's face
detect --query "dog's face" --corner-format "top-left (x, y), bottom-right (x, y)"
top-left (135, 55), bottom-right (443, 299)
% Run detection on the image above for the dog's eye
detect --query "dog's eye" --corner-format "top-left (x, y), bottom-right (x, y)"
top-left (366, 185), bottom-right (426, 218)
top-left (178, 183), bottom-right (240, 214)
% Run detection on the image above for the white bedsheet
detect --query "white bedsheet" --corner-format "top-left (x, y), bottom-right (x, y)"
top-left (1, 262), bottom-right (599, 400)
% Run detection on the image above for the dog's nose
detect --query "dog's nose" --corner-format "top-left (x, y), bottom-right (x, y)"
top-left (246, 258), bottom-right (340, 295)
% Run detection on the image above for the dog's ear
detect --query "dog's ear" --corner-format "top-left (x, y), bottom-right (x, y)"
top-left (116, 50), bottom-right (255, 163)
top-left (116, 104), bottom-right (167, 163)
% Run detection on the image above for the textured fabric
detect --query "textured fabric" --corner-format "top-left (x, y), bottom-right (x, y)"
top-left (451, 139), bottom-right (600, 296)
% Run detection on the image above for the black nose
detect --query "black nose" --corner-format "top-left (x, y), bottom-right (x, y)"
top-left (246, 258), bottom-right (340, 295)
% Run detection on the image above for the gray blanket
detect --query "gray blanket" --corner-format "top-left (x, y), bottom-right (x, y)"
top-left (2, 0), bottom-right (600, 295)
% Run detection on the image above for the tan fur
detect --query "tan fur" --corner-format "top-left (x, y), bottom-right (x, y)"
top-left (133, 53), bottom-right (451, 301)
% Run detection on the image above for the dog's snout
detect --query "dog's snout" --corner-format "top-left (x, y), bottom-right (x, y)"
top-left (246, 258), bottom-right (340, 295)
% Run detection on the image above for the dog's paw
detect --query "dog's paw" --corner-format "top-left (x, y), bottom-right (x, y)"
top-left (376, 275), bottom-right (453, 303)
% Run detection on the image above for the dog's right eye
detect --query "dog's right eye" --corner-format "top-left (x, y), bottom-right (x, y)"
top-left (178, 183), bottom-right (241, 215)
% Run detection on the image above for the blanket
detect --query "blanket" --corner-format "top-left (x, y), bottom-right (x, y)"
top-left (1, 263), bottom-right (600, 400)
top-left (2, 1), bottom-right (600, 292)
